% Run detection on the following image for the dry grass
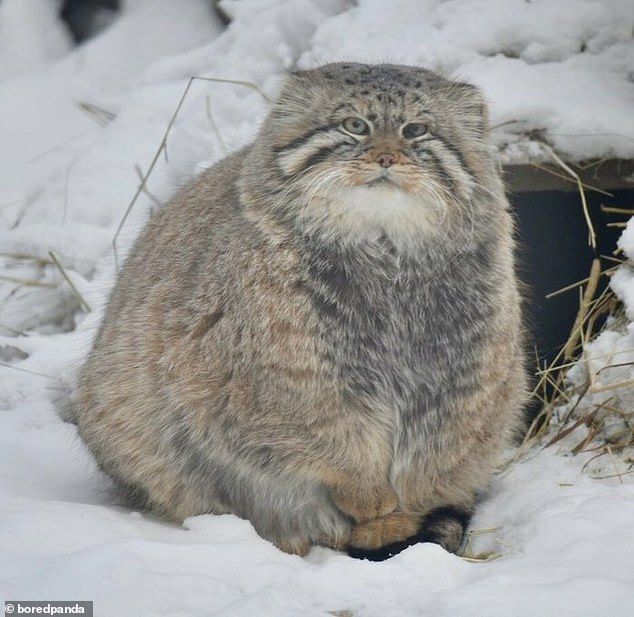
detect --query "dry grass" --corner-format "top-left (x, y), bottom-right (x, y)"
top-left (539, 143), bottom-right (597, 249)
top-left (460, 526), bottom-right (502, 562)
top-left (514, 247), bottom-right (633, 479)
top-left (509, 141), bottom-right (634, 478)
top-left (48, 251), bottom-right (92, 313)
top-left (112, 76), bottom-right (270, 269)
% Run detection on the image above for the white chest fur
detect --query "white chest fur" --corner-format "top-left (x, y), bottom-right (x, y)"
top-left (301, 184), bottom-right (446, 251)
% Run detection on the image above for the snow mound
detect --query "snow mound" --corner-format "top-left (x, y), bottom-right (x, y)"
top-left (300, 0), bottom-right (634, 162)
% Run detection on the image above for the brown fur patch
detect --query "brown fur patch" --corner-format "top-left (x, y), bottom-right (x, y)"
top-left (330, 480), bottom-right (398, 524)
top-left (348, 512), bottom-right (422, 550)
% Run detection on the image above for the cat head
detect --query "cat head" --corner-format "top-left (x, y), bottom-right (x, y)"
top-left (241, 63), bottom-right (502, 250)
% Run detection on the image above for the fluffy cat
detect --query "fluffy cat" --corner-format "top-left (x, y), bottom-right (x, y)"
top-left (75, 63), bottom-right (526, 559)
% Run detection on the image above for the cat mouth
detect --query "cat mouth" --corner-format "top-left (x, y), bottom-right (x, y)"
top-left (363, 173), bottom-right (400, 188)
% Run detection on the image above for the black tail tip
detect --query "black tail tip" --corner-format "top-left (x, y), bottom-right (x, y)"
top-left (347, 505), bottom-right (473, 561)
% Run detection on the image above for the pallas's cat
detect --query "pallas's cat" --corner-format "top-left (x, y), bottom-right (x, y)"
top-left (76, 63), bottom-right (526, 559)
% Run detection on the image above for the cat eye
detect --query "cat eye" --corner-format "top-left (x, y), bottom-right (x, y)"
top-left (342, 117), bottom-right (370, 136)
top-left (402, 122), bottom-right (429, 139)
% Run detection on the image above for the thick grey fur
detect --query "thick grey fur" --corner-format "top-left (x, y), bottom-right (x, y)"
top-left (75, 63), bottom-right (527, 556)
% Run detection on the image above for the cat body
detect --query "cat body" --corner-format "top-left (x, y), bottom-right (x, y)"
top-left (76, 63), bottom-right (526, 557)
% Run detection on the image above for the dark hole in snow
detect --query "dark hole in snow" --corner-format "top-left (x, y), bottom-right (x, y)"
top-left (512, 187), bottom-right (628, 416)
top-left (60, 0), bottom-right (119, 43)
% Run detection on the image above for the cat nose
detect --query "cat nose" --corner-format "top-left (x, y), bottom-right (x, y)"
top-left (375, 152), bottom-right (397, 168)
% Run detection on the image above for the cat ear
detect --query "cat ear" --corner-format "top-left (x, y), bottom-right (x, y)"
top-left (453, 82), bottom-right (490, 137)
top-left (273, 71), bottom-right (315, 116)
top-left (288, 69), bottom-right (311, 81)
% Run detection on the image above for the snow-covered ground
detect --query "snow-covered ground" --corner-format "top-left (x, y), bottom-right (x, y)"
top-left (1, 1), bottom-right (633, 615)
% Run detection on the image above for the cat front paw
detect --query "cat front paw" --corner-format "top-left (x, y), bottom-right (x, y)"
top-left (331, 481), bottom-right (398, 523)
top-left (273, 536), bottom-right (311, 556)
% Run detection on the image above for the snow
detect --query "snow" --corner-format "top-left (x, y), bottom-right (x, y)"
top-left (0, 0), bottom-right (72, 78)
top-left (562, 215), bottom-right (634, 457)
top-left (613, 218), bottom-right (634, 321)
top-left (0, 1), bottom-right (633, 615)
top-left (300, 0), bottom-right (634, 163)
